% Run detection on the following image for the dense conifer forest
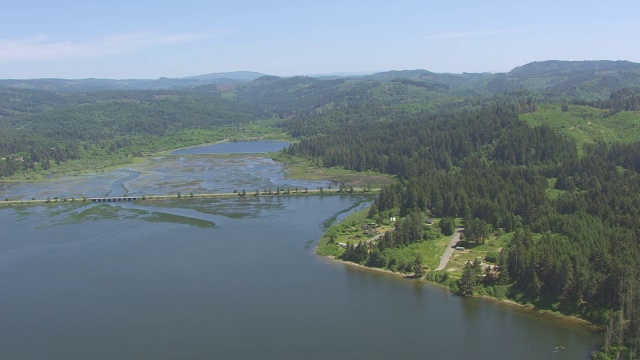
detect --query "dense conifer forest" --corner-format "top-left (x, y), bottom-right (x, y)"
top-left (2, 60), bottom-right (640, 357)
top-left (287, 102), bottom-right (640, 359)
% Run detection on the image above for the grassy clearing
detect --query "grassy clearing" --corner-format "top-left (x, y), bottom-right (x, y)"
top-left (442, 232), bottom-right (510, 279)
top-left (316, 209), bottom-right (391, 256)
top-left (272, 153), bottom-right (395, 188)
top-left (417, 235), bottom-right (452, 270)
top-left (316, 210), bottom-right (451, 271)
top-left (520, 104), bottom-right (640, 152)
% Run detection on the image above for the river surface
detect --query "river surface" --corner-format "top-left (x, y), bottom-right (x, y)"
top-left (0, 142), bottom-right (600, 359)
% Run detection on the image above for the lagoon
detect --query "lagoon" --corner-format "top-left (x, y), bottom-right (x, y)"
top-left (0, 142), bottom-right (600, 359)
top-left (0, 197), bottom-right (600, 359)
top-left (0, 153), bottom-right (322, 202)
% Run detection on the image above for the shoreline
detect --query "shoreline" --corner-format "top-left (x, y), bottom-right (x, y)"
top-left (326, 255), bottom-right (418, 280)
top-left (321, 253), bottom-right (599, 331)
top-left (154, 138), bottom-right (232, 155)
top-left (154, 137), bottom-right (291, 155)
top-left (474, 295), bottom-right (599, 330)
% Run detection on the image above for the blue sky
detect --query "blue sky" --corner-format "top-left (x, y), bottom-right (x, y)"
top-left (1, 0), bottom-right (639, 79)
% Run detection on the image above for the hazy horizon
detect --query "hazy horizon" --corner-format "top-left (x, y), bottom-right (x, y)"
top-left (2, 1), bottom-right (639, 79)
top-left (3, 59), bottom-right (639, 81)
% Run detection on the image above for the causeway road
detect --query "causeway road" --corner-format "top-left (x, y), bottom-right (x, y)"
top-left (435, 228), bottom-right (463, 271)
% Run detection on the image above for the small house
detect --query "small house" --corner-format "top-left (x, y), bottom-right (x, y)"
top-left (425, 219), bottom-right (435, 225)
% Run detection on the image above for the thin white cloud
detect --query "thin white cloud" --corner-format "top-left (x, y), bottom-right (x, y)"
top-left (0, 32), bottom-right (213, 62)
top-left (425, 27), bottom-right (534, 40)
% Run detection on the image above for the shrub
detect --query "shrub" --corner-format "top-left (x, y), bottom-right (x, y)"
top-left (485, 251), bottom-right (500, 263)
top-left (485, 285), bottom-right (509, 299)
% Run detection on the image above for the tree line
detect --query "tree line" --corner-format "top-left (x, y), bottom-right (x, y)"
top-left (573, 88), bottom-right (640, 114)
top-left (286, 104), bottom-right (640, 359)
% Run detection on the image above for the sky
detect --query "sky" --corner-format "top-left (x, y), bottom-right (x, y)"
top-left (1, 0), bottom-right (639, 79)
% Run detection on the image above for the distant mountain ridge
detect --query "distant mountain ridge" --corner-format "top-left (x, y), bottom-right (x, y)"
top-left (0, 71), bottom-right (269, 93)
top-left (485, 60), bottom-right (640, 99)
top-left (1, 61), bottom-right (640, 98)
top-left (183, 71), bottom-right (267, 81)
top-left (509, 60), bottom-right (640, 77)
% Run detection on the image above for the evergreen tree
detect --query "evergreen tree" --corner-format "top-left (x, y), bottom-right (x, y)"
top-left (459, 261), bottom-right (478, 296)
top-left (412, 254), bottom-right (425, 278)
top-left (439, 217), bottom-right (456, 236)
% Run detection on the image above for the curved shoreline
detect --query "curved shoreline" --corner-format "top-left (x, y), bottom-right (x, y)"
top-left (321, 253), bottom-right (599, 331)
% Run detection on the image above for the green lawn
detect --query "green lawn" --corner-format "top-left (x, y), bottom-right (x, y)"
top-left (418, 234), bottom-right (451, 270)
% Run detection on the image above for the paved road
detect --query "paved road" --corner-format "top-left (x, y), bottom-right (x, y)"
top-left (435, 228), bottom-right (463, 271)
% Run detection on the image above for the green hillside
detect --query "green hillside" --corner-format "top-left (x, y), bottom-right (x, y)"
top-left (2, 60), bottom-right (639, 100)
top-left (489, 60), bottom-right (640, 100)
top-left (4, 60), bottom-right (640, 179)
top-left (520, 104), bottom-right (640, 148)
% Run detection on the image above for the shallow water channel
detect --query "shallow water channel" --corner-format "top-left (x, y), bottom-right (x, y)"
top-left (0, 142), bottom-right (600, 359)
top-left (0, 141), bottom-right (319, 201)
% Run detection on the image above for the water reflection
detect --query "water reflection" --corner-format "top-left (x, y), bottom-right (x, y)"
top-left (0, 196), bottom-right (601, 360)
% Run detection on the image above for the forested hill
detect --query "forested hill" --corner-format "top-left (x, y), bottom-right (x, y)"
top-left (286, 104), bottom-right (640, 358)
top-left (0, 61), bottom-right (640, 176)
top-left (3, 60), bottom-right (640, 180)
top-left (0, 71), bottom-right (267, 93)
top-left (0, 90), bottom-right (262, 177)
top-left (286, 107), bottom-right (577, 175)
top-left (488, 60), bottom-right (640, 99)
top-left (233, 60), bottom-right (640, 127)
top-left (510, 60), bottom-right (640, 77)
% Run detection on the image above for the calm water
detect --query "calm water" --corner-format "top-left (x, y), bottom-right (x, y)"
top-left (172, 140), bottom-right (290, 154)
top-left (0, 142), bottom-right (600, 359)
top-left (0, 198), bottom-right (600, 359)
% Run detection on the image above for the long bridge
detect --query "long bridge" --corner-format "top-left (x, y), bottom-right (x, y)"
top-left (90, 196), bottom-right (141, 203)
top-left (1, 187), bottom-right (380, 206)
